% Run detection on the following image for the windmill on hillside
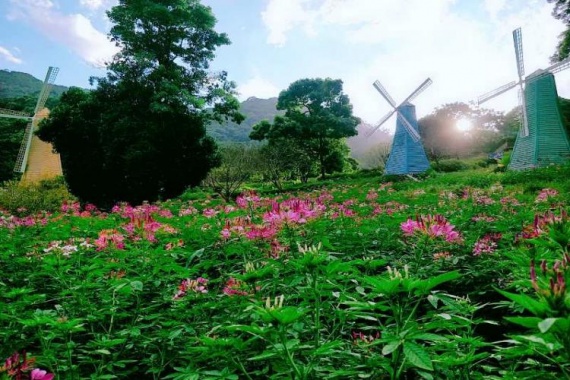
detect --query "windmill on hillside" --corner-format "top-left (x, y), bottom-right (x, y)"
top-left (0, 66), bottom-right (62, 182)
top-left (478, 28), bottom-right (570, 170)
top-left (369, 78), bottom-right (432, 175)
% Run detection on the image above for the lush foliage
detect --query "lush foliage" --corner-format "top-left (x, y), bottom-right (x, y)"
top-left (548, 0), bottom-right (570, 61)
top-left (2, 164), bottom-right (570, 378)
top-left (37, 0), bottom-right (243, 208)
top-left (0, 178), bottom-right (74, 215)
top-left (250, 78), bottom-right (360, 179)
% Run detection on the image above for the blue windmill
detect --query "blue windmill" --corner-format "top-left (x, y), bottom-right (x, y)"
top-left (369, 78), bottom-right (432, 175)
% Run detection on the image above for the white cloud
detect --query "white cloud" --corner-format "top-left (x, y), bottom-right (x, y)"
top-left (238, 75), bottom-right (280, 100)
top-left (259, 0), bottom-right (568, 127)
top-left (0, 45), bottom-right (23, 64)
top-left (8, 0), bottom-right (118, 68)
top-left (484, 0), bottom-right (508, 20)
top-left (79, 0), bottom-right (118, 12)
top-left (261, 0), bottom-right (318, 46)
top-left (80, 0), bottom-right (104, 10)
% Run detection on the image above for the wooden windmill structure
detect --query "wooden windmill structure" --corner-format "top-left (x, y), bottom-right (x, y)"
top-left (369, 78), bottom-right (432, 175)
top-left (478, 28), bottom-right (570, 170)
top-left (0, 66), bottom-right (62, 182)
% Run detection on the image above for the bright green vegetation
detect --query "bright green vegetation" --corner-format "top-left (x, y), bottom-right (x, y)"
top-left (1, 165), bottom-right (569, 379)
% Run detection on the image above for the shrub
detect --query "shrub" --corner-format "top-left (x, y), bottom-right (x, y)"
top-left (431, 159), bottom-right (469, 173)
top-left (0, 177), bottom-right (74, 215)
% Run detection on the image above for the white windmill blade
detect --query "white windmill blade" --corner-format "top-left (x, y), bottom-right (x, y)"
top-left (0, 108), bottom-right (32, 120)
top-left (518, 88), bottom-right (529, 137)
top-left (401, 78), bottom-right (433, 105)
top-left (544, 57), bottom-right (570, 75)
top-left (367, 109), bottom-right (396, 137)
top-left (513, 28), bottom-right (525, 80)
top-left (33, 66), bottom-right (59, 116)
top-left (396, 111), bottom-right (421, 142)
top-left (477, 81), bottom-right (517, 105)
top-left (13, 122), bottom-right (34, 173)
top-left (372, 80), bottom-right (397, 108)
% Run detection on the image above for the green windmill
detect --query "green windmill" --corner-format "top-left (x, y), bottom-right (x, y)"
top-left (478, 28), bottom-right (570, 170)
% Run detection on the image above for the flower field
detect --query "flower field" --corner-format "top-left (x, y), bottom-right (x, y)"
top-left (1, 167), bottom-right (570, 379)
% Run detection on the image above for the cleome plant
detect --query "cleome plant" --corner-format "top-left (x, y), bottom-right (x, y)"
top-left (0, 164), bottom-right (570, 378)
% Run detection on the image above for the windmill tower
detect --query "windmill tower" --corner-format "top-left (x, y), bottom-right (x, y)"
top-left (0, 66), bottom-right (63, 182)
top-left (369, 78), bottom-right (432, 175)
top-left (478, 28), bottom-right (570, 170)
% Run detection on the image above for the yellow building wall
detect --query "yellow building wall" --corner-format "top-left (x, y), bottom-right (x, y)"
top-left (20, 108), bottom-right (63, 183)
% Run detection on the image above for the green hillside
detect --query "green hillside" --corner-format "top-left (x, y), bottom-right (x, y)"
top-left (0, 69), bottom-right (69, 99)
top-left (207, 96), bottom-right (281, 142)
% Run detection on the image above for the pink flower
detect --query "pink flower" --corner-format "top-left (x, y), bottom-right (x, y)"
top-left (223, 278), bottom-right (249, 296)
top-left (31, 368), bottom-right (55, 380)
top-left (473, 233), bottom-right (501, 256)
top-left (536, 188), bottom-right (559, 203)
top-left (173, 277), bottom-right (209, 299)
top-left (366, 191), bottom-right (378, 201)
top-left (433, 251), bottom-right (451, 260)
top-left (203, 208), bottom-right (218, 218)
top-left (220, 228), bottom-right (231, 239)
top-left (400, 219), bottom-right (419, 236)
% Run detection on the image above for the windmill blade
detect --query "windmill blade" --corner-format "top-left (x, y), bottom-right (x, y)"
top-left (545, 57), bottom-right (570, 75)
top-left (373, 80), bottom-right (397, 108)
top-left (13, 121), bottom-right (34, 173)
top-left (33, 66), bottom-right (59, 117)
top-left (477, 81), bottom-right (517, 105)
top-left (396, 111), bottom-right (421, 142)
top-left (513, 28), bottom-right (525, 79)
top-left (367, 109), bottom-right (395, 137)
top-left (518, 88), bottom-right (529, 137)
top-left (0, 108), bottom-right (32, 120)
top-left (401, 78), bottom-right (433, 105)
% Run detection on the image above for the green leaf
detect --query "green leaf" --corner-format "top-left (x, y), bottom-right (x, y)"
top-left (497, 289), bottom-right (550, 316)
top-left (130, 280), bottom-right (143, 292)
top-left (312, 340), bottom-right (344, 356)
top-left (417, 370), bottom-right (434, 380)
top-left (248, 351), bottom-right (277, 361)
top-left (412, 271), bottom-right (461, 294)
top-left (95, 349), bottom-right (111, 355)
top-left (504, 316), bottom-right (543, 329)
top-left (409, 333), bottom-right (447, 342)
top-left (382, 340), bottom-right (401, 355)
top-left (538, 318), bottom-right (558, 333)
top-left (403, 342), bottom-right (433, 371)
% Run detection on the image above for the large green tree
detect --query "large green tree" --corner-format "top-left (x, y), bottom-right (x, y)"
top-left (249, 78), bottom-right (359, 179)
top-left (38, 0), bottom-right (242, 207)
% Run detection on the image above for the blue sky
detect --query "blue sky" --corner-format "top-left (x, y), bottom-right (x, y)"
top-left (0, 0), bottom-right (568, 128)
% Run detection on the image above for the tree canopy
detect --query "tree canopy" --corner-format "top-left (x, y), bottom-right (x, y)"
top-left (418, 102), bottom-right (507, 160)
top-left (548, 0), bottom-right (570, 61)
top-left (38, 0), bottom-right (242, 207)
top-left (249, 78), bottom-right (359, 178)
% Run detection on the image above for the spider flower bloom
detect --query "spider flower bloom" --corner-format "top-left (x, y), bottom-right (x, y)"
top-left (31, 368), bottom-right (55, 380)
top-left (400, 219), bottom-right (419, 236)
top-left (473, 233), bottom-right (501, 256)
top-left (223, 278), bottom-right (249, 296)
top-left (401, 215), bottom-right (462, 242)
top-left (173, 277), bottom-right (208, 299)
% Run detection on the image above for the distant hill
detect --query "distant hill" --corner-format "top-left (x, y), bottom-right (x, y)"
top-left (207, 97), bottom-right (282, 142)
top-left (0, 69), bottom-right (69, 99)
